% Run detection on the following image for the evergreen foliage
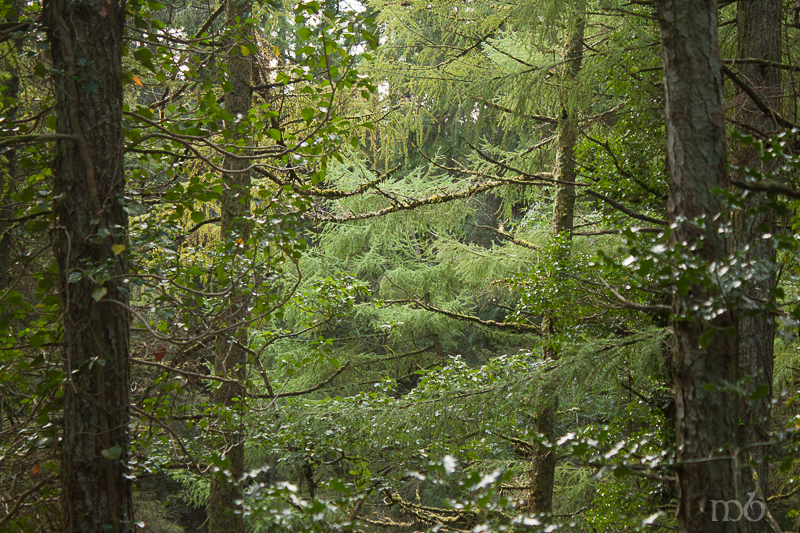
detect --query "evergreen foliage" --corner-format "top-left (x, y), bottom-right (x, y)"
top-left (2, 0), bottom-right (800, 532)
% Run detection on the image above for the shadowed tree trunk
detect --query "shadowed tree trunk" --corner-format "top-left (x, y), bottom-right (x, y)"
top-left (0, 59), bottom-right (18, 295)
top-left (529, 0), bottom-right (585, 514)
top-left (732, 3), bottom-right (781, 530)
top-left (207, 1), bottom-right (253, 531)
top-left (0, 31), bottom-right (20, 451)
top-left (43, 0), bottom-right (133, 531)
top-left (656, 1), bottom-right (738, 531)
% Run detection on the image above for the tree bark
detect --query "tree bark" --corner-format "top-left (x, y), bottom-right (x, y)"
top-left (0, 60), bottom-right (18, 294)
top-left (656, 1), bottom-right (738, 532)
top-left (529, 1), bottom-right (585, 514)
top-left (207, 1), bottom-right (253, 531)
top-left (43, 0), bottom-right (133, 531)
top-left (732, 4), bottom-right (781, 530)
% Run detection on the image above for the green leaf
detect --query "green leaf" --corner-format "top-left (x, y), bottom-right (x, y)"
top-left (301, 108), bottom-right (315, 121)
top-left (191, 211), bottom-right (205, 224)
top-left (101, 445), bottom-right (123, 460)
top-left (751, 384), bottom-right (769, 401)
top-left (612, 465), bottom-right (633, 478)
top-left (698, 328), bottom-right (716, 349)
top-left (29, 332), bottom-right (46, 348)
top-left (111, 244), bottom-right (125, 255)
top-left (27, 219), bottom-right (50, 233)
top-left (298, 27), bottom-right (312, 41)
top-left (240, 45), bottom-right (250, 56)
top-left (133, 47), bottom-right (156, 72)
top-left (92, 287), bottom-right (107, 301)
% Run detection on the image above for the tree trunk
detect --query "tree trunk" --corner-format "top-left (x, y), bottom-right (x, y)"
top-left (656, 1), bottom-right (738, 532)
top-left (0, 61), bottom-right (18, 294)
top-left (529, 1), bottom-right (585, 514)
top-left (43, 0), bottom-right (133, 531)
top-left (732, 3), bottom-right (781, 530)
top-left (207, 2), bottom-right (253, 531)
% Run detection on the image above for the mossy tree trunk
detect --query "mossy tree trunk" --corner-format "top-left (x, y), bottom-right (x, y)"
top-left (656, 1), bottom-right (738, 531)
top-left (43, 0), bottom-right (133, 531)
top-left (529, 1), bottom-right (585, 514)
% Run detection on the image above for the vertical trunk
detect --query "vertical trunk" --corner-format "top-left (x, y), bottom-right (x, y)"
top-left (43, 0), bottom-right (133, 531)
top-left (0, 38), bottom-right (19, 452)
top-left (656, 2), bottom-right (738, 532)
top-left (732, 3), bottom-right (781, 528)
top-left (207, 2), bottom-right (253, 531)
top-left (529, 2), bottom-right (585, 514)
top-left (0, 62), bottom-right (18, 293)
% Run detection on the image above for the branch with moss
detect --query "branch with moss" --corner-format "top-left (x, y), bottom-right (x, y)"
top-left (583, 190), bottom-right (667, 226)
top-left (383, 298), bottom-right (541, 334)
top-left (729, 179), bottom-right (800, 199)
top-left (252, 361), bottom-right (351, 399)
top-left (313, 175), bottom-right (540, 222)
top-left (253, 164), bottom-right (402, 199)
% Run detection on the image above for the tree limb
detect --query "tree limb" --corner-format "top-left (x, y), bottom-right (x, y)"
top-left (722, 65), bottom-right (799, 130)
top-left (252, 361), bottom-right (351, 398)
top-left (584, 190), bottom-right (667, 225)
top-left (384, 298), bottom-right (541, 334)
top-left (729, 179), bottom-right (800, 199)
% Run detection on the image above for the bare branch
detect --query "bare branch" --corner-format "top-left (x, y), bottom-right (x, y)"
top-left (253, 361), bottom-right (351, 399)
top-left (584, 190), bottom-right (667, 226)
top-left (722, 65), bottom-right (799, 130)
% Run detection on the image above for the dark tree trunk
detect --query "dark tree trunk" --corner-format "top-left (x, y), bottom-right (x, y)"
top-left (43, 0), bottom-right (133, 531)
top-left (207, 1), bottom-right (253, 531)
top-left (529, 1), bottom-right (584, 514)
top-left (529, 387), bottom-right (558, 514)
top-left (732, 3), bottom-right (781, 529)
top-left (656, 1), bottom-right (738, 532)
top-left (0, 30), bottom-right (19, 453)
top-left (0, 62), bottom-right (18, 294)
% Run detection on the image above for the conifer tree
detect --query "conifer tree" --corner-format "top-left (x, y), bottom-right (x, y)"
top-left (530, 0), bottom-right (585, 514)
top-left (731, 4), bottom-right (781, 528)
top-left (656, 1), bottom-right (738, 531)
top-left (42, 0), bottom-right (134, 529)
top-left (207, 1), bottom-right (254, 530)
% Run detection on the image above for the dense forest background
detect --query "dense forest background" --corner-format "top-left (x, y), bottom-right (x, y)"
top-left (2, 0), bottom-right (800, 532)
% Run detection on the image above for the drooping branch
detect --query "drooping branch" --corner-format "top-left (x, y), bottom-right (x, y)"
top-left (469, 224), bottom-right (541, 250)
top-left (472, 96), bottom-right (557, 123)
top-left (384, 298), bottom-right (541, 334)
top-left (313, 177), bottom-right (524, 222)
top-left (583, 190), bottom-right (667, 225)
top-left (253, 164), bottom-right (402, 199)
top-left (252, 361), bottom-right (351, 399)
top-left (722, 65), bottom-right (799, 130)
top-left (581, 130), bottom-right (666, 199)
top-left (464, 140), bottom-right (583, 186)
